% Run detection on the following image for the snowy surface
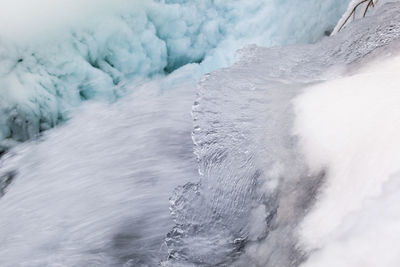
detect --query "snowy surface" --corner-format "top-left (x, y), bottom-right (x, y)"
top-left (0, 0), bottom-right (349, 148)
top-left (296, 52), bottom-right (400, 267)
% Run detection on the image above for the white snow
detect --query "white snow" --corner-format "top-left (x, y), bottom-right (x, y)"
top-left (295, 53), bottom-right (400, 267)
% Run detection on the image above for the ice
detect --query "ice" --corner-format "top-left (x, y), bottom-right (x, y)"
top-left (331, 0), bottom-right (378, 34)
top-left (165, 1), bottom-right (400, 266)
top-left (2, 0), bottom-right (400, 266)
top-left (0, 0), bottom-right (350, 148)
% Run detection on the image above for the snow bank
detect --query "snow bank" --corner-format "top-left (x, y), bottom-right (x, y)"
top-left (296, 51), bottom-right (400, 267)
top-left (0, 0), bottom-right (349, 149)
top-left (291, 3), bottom-right (400, 266)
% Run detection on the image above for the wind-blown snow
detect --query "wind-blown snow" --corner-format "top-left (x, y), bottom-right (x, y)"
top-left (0, 0), bottom-right (349, 149)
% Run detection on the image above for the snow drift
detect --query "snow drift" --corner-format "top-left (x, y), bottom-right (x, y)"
top-left (296, 50), bottom-right (400, 267)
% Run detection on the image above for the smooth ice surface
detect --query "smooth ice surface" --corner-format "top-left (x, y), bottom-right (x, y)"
top-left (0, 0), bottom-right (349, 147)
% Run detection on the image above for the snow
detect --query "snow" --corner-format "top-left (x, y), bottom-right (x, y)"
top-left (2, 0), bottom-right (400, 266)
top-left (296, 48), bottom-right (400, 267)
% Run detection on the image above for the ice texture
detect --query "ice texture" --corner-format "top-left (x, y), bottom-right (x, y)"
top-left (165, 1), bottom-right (400, 266)
top-left (2, 0), bottom-right (400, 266)
top-left (0, 0), bottom-right (350, 149)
